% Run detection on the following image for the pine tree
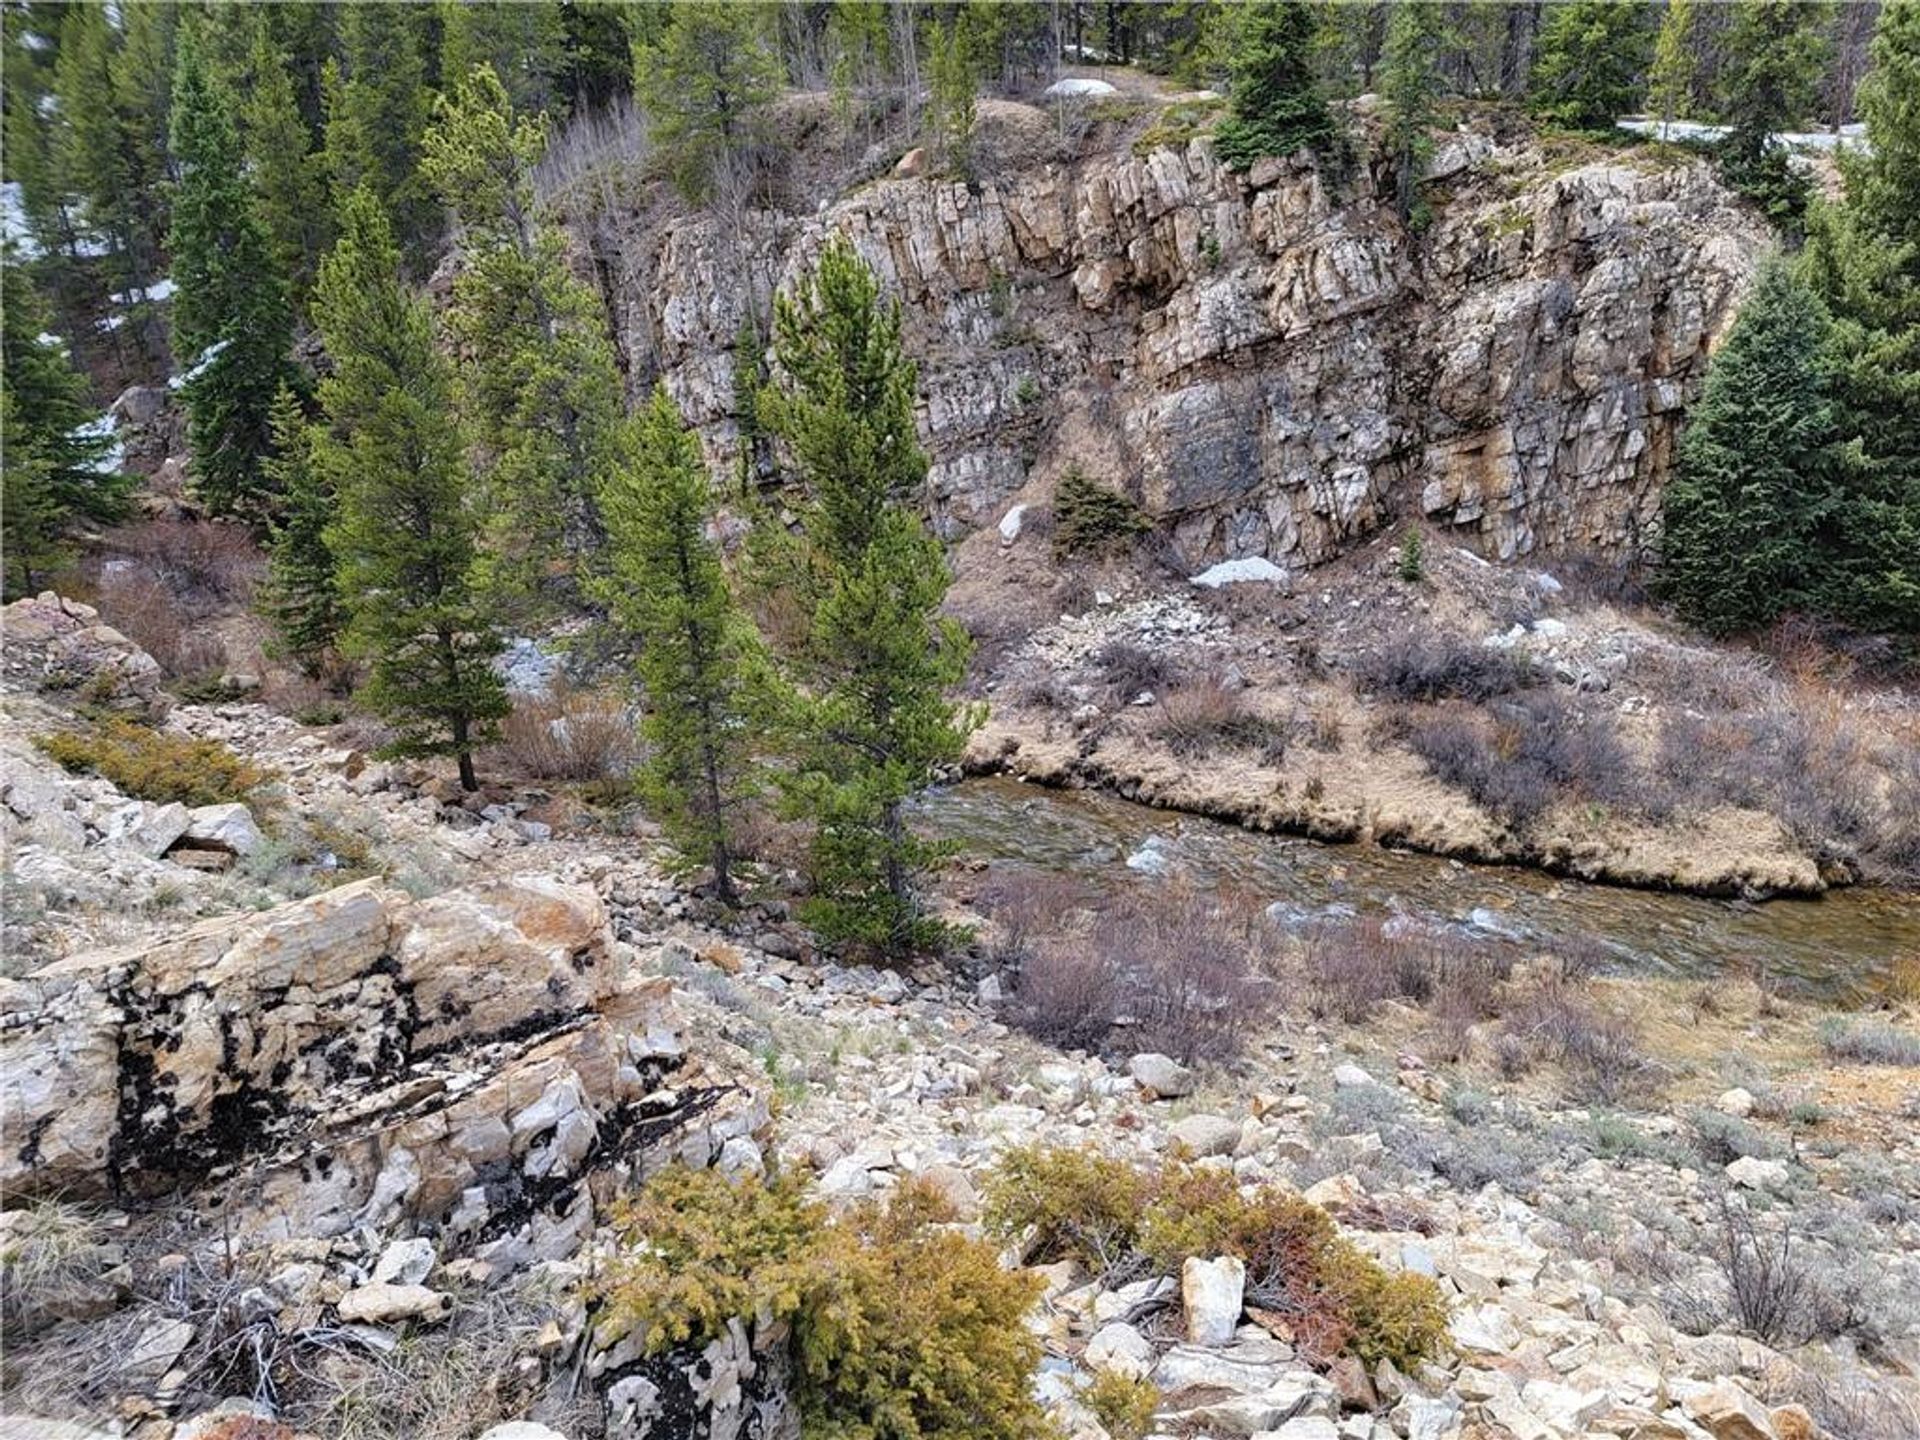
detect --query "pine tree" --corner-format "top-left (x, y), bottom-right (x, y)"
top-left (602, 386), bottom-right (763, 904)
top-left (421, 63), bottom-right (628, 621)
top-left (53, 5), bottom-right (169, 360)
top-left (1213, 2), bottom-right (1340, 169)
top-left (1379, 1), bottom-right (1452, 225)
top-left (1, 262), bottom-right (131, 598)
top-left (765, 239), bottom-right (981, 955)
top-left (311, 189), bottom-right (508, 791)
top-left (262, 385), bottom-right (343, 675)
top-left (1647, 0), bottom-right (1698, 138)
top-left (1529, 0), bottom-right (1655, 131)
top-left (926, 16), bottom-right (977, 176)
top-left (633, 1), bottom-right (784, 200)
top-left (1660, 261), bottom-right (1844, 636)
top-left (441, 0), bottom-right (570, 118)
top-left (242, 20), bottom-right (331, 311)
top-left (324, 3), bottom-right (438, 275)
top-left (169, 29), bottom-right (297, 522)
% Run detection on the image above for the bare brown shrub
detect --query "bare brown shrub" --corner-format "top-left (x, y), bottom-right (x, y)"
top-left (494, 685), bottom-right (640, 783)
top-left (91, 568), bottom-right (225, 678)
top-left (1352, 632), bottom-right (1535, 703)
top-left (976, 868), bottom-right (1094, 965)
top-left (1153, 678), bottom-right (1292, 763)
top-left (1301, 916), bottom-right (1508, 1025)
top-left (1097, 639), bottom-right (1179, 702)
top-left (1497, 976), bottom-right (1660, 1104)
top-left (1003, 883), bottom-right (1280, 1065)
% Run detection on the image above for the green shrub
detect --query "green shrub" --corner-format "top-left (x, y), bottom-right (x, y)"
top-left (1053, 467), bottom-right (1151, 558)
top-left (598, 1168), bottom-right (1051, 1440)
top-left (35, 718), bottom-right (269, 807)
top-left (984, 1145), bottom-right (1450, 1370)
top-left (980, 1144), bottom-right (1151, 1271)
top-left (1079, 1369), bottom-right (1159, 1440)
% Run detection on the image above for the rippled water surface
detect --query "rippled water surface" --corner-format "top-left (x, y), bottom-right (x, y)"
top-left (914, 777), bottom-right (1918, 993)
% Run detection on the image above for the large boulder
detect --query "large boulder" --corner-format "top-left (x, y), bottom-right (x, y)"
top-left (0, 594), bottom-right (170, 722)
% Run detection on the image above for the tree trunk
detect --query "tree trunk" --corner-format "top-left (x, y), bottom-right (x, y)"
top-left (454, 714), bottom-right (478, 791)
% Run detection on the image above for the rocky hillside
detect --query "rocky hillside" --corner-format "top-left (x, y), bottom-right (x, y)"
top-left (568, 103), bottom-right (1766, 571)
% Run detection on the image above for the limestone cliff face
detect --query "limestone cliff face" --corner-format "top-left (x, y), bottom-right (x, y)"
top-left (578, 118), bottom-right (1768, 571)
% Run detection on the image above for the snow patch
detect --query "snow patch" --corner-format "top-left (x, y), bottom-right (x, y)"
top-left (109, 277), bottom-right (176, 306)
top-left (1189, 556), bottom-right (1289, 589)
top-left (1045, 78), bottom-right (1120, 99)
top-left (998, 504), bottom-right (1028, 544)
top-left (169, 339), bottom-right (232, 391)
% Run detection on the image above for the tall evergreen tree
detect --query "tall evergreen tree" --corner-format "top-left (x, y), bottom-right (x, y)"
top-left (925, 15), bottom-right (977, 176)
top-left (261, 385), bottom-right (343, 676)
top-left (765, 239), bottom-right (981, 955)
top-left (1802, 0), bottom-right (1920, 632)
top-left (633, 1), bottom-right (783, 201)
top-left (1661, 261), bottom-right (1845, 635)
top-left (53, 5), bottom-right (170, 359)
top-left (1379, 2), bottom-right (1453, 225)
top-left (324, 3), bottom-right (438, 274)
top-left (441, 0), bottom-right (570, 118)
top-left (421, 63), bottom-right (629, 620)
top-left (310, 189), bottom-right (508, 791)
top-left (241, 20), bottom-right (331, 312)
top-left (1, 261), bottom-right (131, 599)
top-left (1212, 1), bottom-right (1340, 169)
top-left (169, 29), bottom-right (296, 521)
top-left (1528, 0), bottom-right (1655, 131)
top-left (602, 386), bottom-right (763, 904)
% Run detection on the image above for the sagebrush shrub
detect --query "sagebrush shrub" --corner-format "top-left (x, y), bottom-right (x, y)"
top-left (1353, 632), bottom-right (1533, 702)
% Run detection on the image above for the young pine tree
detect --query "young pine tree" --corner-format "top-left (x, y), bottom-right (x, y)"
top-left (311, 189), bottom-right (508, 791)
top-left (1528, 0), bottom-right (1655, 132)
top-left (421, 63), bottom-right (628, 622)
top-left (261, 385), bottom-right (343, 676)
top-left (1, 263), bottom-right (130, 598)
top-left (926, 17), bottom-right (976, 176)
top-left (601, 386), bottom-right (763, 905)
top-left (169, 30), bottom-right (297, 522)
top-left (1212, 1), bottom-right (1340, 170)
top-left (765, 239), bottom-right (981, 955)
top-left (1647, 0), bottom-right (1698, 139)
top-left (1660, 261), bottom-right (1845, 636)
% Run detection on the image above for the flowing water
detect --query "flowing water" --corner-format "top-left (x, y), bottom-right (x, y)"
top-left (915, 777), bottom-right (1918, 994)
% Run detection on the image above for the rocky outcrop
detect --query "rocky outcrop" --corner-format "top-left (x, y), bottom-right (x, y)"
top-left (1, 875), bottom-right (765, 1260)
top-left (1, 593), bottom-right (171, 722)
top-left (575, 113), bottom-right (1766, 570)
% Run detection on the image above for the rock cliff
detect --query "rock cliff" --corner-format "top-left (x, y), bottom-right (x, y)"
top-left (575, 112), bottom-right (1767, 571)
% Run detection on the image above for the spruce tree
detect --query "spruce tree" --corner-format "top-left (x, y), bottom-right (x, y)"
top-left (633, 1), bottom-right (784, 201)
top-left (1717, 0), bottom-right (1829, 230)
top-left (765, 239), bottom-right (981, 955)
top-left (311, 189), bottom-right (507, 790)
top-left (926, 16), bottom-right (977, 176)
top-left (421, 63), bottom-right (628, 621)
top-left (1, 262), bottom-right (131, 599)
top-left (168, 30), bottom-right (297, 522)
top-left (1529, 0), bottom-right (1654, 131)
top-left (1212, 2), bottom-right (1340, 169)
top-left (261, 385), bottom-right (343, 676)
top-left (1801, 0), bottom-right (1920, 632)
top-left (601, 386), bottom-right (763, 904)
top-left (1660, 261), bottom-right (1844, 636)
top-left (1379, 2), bottom-right (1452, 225)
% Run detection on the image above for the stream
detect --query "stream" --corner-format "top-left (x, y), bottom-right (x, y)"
top-left (914, 776), bottom-right (1918, 995)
